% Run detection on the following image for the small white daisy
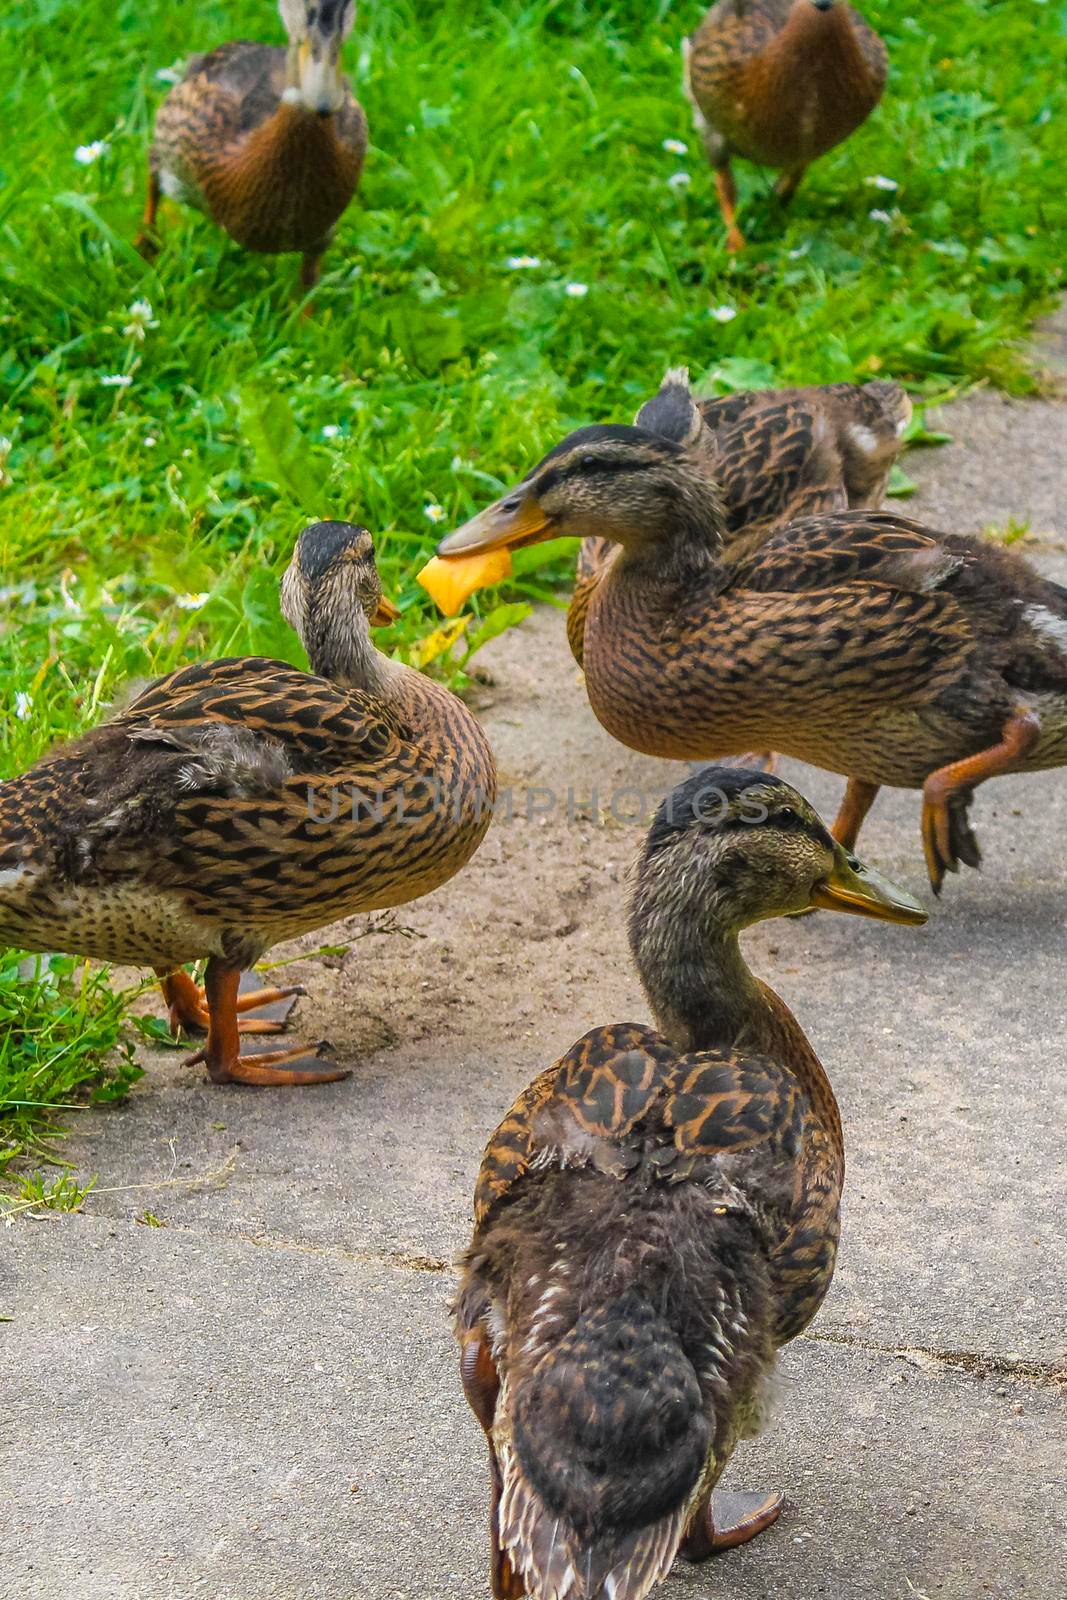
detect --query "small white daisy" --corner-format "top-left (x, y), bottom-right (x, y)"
top-left (710, 305), bottom-right (737, 323)
top-left (668, 171), bottom-right (691, 190)
top-left (74, 140), bottom-right (108, 166)
top-left (14, 691), bottom-right (33, 721)
top-left (865, 174), bottom-right (898, 191)
top-left (565, 282), bottom-right (589, 298)
top-left (174, 593), bottom-right (210, 610)
top-left (321, 424), bottom-right (342, 439)
top-left (662, 138), bottom-right (688, 155)
top-left (424, 503), bottom-right (446, 524)
top-left (100, 373), bottom-right (132, 388)
top-left (869, 208), bottom-right (893, 225)
top-left (505, 255), bottom-right (541, 270)
top-left (123, 299), bottom-right (158, 341)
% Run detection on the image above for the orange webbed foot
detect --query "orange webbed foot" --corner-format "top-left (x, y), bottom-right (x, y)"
top-left (682, 1488), bottom-right (784, 1561)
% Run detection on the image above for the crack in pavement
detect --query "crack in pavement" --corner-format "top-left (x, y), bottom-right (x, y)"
top-left (163, 1220), bottom-right (452, 1275)
top-left (804, 1327), bottom-right (1067, 1388)
top-left (159, 1223), bottom-right (1065, 1389)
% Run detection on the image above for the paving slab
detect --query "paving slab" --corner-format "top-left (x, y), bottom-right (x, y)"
top-left (4, 1219), bottom-right (1065, 1600)
top-left (4, 335), bottom-right (1067, 1598)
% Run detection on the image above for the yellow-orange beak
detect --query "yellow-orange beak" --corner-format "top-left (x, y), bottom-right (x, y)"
top-left (371, 594), bottom-right (401, 627)
top-left (809, 844), bottom-right (927, 925)
top-left (437, 486), bottom-right (553, 558)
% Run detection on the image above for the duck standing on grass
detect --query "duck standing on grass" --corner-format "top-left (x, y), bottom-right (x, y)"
top-left (683, 0), bottom-right (888, 251)
top-left (433, 419), bottom-right (1067, 894)
top-left (137, 0), bottom-right (367, 293)
top-left (455, 769), bottom-right (926, 1600)
top-left (0, 524), bottom-right (495, 1087)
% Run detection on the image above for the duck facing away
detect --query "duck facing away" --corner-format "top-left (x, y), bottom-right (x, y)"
top-left (455, 769), bottom-right (926, 1600)
top-left (438, 424), bottom-right (1067, 894)
top-left (136, 0), bottom-right (368, 291)
top-left (565, 367), bottom-right (911, 668)
top-left (0, 523), bottom-right (495, 1086)
top-left (684, 0), bottom-right (887, 250)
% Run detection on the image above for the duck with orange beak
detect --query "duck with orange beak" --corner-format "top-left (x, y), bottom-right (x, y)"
top-left (0, 523), bottom-right (495, 1088)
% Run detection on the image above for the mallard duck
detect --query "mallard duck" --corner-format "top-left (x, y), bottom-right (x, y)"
top-left (136, 0), bottom-right (368, 291)
top-left (566, 368), bottom-right (910, 668)
top-left (683, 0), bottom-right (888, 250)
top-left (0, 524), bottom-right (495, 1086)
top-left (436, 423), bottom-right (1067, 895)
top-left (455, 768), bottom-right (925, 1600)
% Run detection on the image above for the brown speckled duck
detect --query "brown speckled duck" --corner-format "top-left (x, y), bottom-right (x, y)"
top-left (455, 768), bottom-right (925, 1600)
top-left (684, 0), bottom-right (888, 250)
top-left (437, 422), bottom-right (1067, 895)
top-left (0, 524), bottom-right (495, 1086)
top-left (136, 0), bottom-right (368, 291)
top-left (566, 368), bottom-right (910, 667)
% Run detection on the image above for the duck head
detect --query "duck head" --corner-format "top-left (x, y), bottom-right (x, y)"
top-left (279, 0), bottom-right (355, 116)
top-left (281, 520), bottom-right (398, 682)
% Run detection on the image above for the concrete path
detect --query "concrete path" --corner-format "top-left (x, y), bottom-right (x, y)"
top-left (4, 330), bottom-right (1066, 1600)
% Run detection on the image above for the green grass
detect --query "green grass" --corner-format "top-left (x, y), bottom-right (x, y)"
top-left (0, 0), bottom-right (1065, 1171)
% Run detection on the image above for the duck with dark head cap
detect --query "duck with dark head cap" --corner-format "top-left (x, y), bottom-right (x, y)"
top-left (455, 767), bottom-right (925, 1600)
top-left (0, 523), bottom-right (495, 1089)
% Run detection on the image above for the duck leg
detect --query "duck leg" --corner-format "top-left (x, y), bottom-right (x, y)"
top-left (461, 1334), bottom-right (524, 1600)
top-left (182, 958), bottom-right (349, 1086)
top-left (134, 170), bottom-right (162, 258)
top-left (714, 160), bottom-right (746, 253)
top-left (157, 968), bottom-right (304, 1038)
top-left (773, 166), bottom-right (806, 205)
top-left (921, 708), bottom-right (1040, 894)
top-left (681, 1488), bottom-right (784, 1560)
top-left (831, 778), bottom-right (881, 851)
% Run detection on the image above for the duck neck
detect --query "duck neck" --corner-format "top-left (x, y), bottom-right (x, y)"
top-left (304, 615), bottom-right (396, 699)
top-left (769, 3), bottom-right (875, 93)
top-left (609, 485), bottom-right (730, 601)
top-left (632, 903), bottom-right (768, 1056)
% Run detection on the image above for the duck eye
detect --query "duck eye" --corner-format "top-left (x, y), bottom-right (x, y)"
top-left (578, 454), bottom-right (598, 473)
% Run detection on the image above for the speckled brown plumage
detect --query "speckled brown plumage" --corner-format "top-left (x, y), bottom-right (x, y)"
top-left (139, 3), bottom-right (367, 287)
top-left (683, 0), bottom-right (887, 248)
top-left (454, 770), bottom-right (924, 1600)
top-left (440, 424), bottom-right (1067, 893)
top-left (566, 369), bottom-right (909, 668)
top-left (0, 524), bottom-right (495, 1085)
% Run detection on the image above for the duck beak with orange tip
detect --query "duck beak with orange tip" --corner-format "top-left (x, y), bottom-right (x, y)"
top-left (371, 594), bottom-right (401, 627)
top-left (810, 844), bottom-right (927, 925)
top-left (417, 485), bottom-right (551, 616)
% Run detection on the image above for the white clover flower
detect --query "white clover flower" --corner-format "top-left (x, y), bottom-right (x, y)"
top-left (174, 593), bottom-right (210, 610)
top-left (662, 138), bottom-right (688, 155)
top-left (668, 171), bottom-right (691, 190)
top-left (74, 140), bottom-right (108, 165)
top-left (143, 435), bottom-right (158, 447)
top-left (869, 208), bottom-right (893, 225)
top-left (14, 691), bottom-right (33, 721)
top-left (505, 254), bottom-right (541, 270)
top-left (866, 174), bottom-right (898, 191)
top-left (321, 424), bottom-right (342, 439)
top-left (565, 282), bottom-right (589, 298)
top-left (424, 503), bottom-right (446, 524)
top-left (100, 373), bottom-right (132, 388)
top-left (155, 66), bottom-right (181, 85)
top-left (123, 299), bottom-right (158, 341)
top-left (710, 305), bottom-right (737, 323)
